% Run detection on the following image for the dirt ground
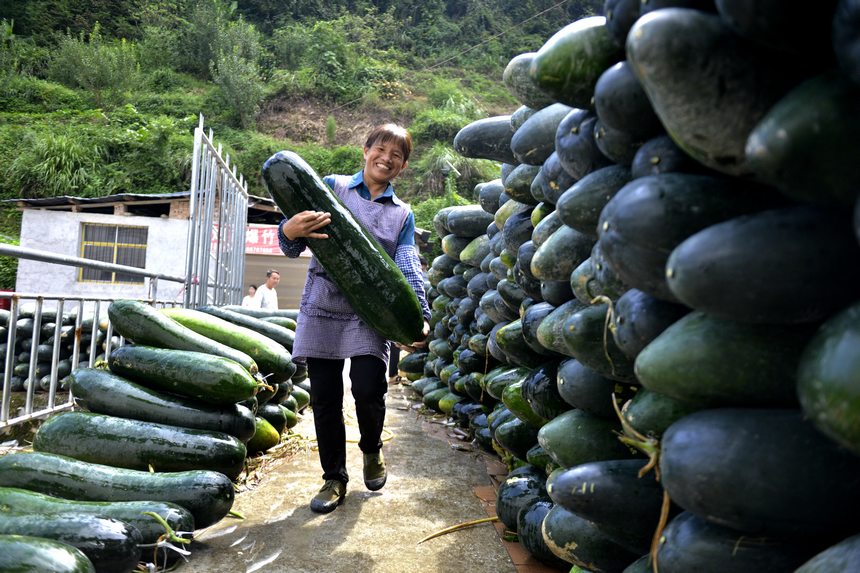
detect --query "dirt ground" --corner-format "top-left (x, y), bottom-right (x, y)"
top-left (175, 379), bottom-right (518, 573)
top-left (256, 96), bottom-right (413, 148)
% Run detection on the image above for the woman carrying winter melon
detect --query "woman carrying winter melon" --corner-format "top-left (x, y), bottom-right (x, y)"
top-left (278, 123), bottom-right (431, 514)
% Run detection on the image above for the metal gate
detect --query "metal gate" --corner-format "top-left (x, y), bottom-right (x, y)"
top-left (184, 115), bottom-right (249, 309)
top-left (0, 116), bottom-right (252, 432)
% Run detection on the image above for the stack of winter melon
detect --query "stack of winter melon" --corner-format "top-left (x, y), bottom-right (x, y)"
top-left (412, 2), bottom-right (860, 572)
top-left (0, 299), bottom-right (309, 571)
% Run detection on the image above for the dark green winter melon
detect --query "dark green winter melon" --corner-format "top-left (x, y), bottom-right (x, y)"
top-left (542, 504), bottom-right (640, 571)
top-left (517, 499), bottom-right (571, 569)
top-left (626, 8), bottom-right (801, 176)
top-left (556, 164), bottom-right (631, 238)
top-left (530, 16), bottom-right (624, 109)
top-left (795, 533), bottom-right (860, 573)
top-left (594, 60), bottom-right (662, 139)
top-left (503, 163), bottom-right (541, 205)
top-left (521, 361), bottom-right (570, 421)
top-left (660, 409), bottom-right (860, 538)
top-left (554, 109), bottom-right (612, 180)
top-left (656, 512), bottom-right (820, 573)
top-left (453, 116), bottom-right (517, 164)
top-left (511, 103), bottom-right (573, 166)
top-left (797, 300), bottom-right (860, 455)
top-left (621, 387), bottom-right (701, 439)
top-left (495, 466), bottom-right (547, 531)
top-left (635, 311), bottom-right (816, 407)
top-left (538, 408), bottom-right (640, 469)
top-left (503, 52), bottom-right (556, 110)
top-left (666, 206), bottom-right (860, 324)
top-left (537, 152), bottom-right (578, 205)
top-left (630, 134), bottom-right (709, 179)
top-left (557, 358), bottom-right (635, 419)
top-left (446, 205), bottom-right (497, 238)
top-left (598, 172), bottom-right (780, 302)
top-left (530, 225), bottom-right (595, 282)
top-left (562, 303), bottom-right (636, 383)
top-left (547, 459), bottom-right (666, 554)
top-left (746, 70), bottom-right (860, 206)
top-left (612, 289), bottom-right (690, 361)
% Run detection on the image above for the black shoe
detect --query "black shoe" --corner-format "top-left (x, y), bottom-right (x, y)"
top-left (363, 452), bottom-right (387, 491)
top-left (310, 480), bottom-right (346, 513)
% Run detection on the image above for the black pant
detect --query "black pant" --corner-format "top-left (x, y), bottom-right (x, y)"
top-left (307, 355), bottom-right (387, 485)
top-left (388, 341), bottom-right (400, 377)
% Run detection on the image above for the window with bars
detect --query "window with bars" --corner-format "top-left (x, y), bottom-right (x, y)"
top-left (79, 223), bottom-right (148, 284)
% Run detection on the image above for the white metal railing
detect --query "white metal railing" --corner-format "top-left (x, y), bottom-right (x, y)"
top-left (0, 248), bottom-right (185, 432)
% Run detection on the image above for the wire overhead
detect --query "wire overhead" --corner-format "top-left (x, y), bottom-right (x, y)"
top-left (327, 0), bottom-right (571, 114)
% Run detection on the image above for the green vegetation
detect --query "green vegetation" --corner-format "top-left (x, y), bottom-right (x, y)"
top-left (0, 0), bottom-right (601, 241)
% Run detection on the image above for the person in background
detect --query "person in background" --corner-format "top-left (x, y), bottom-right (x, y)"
top-left (254, 270), bottom-right (280, 309)
top-left (241, 285), bottom-right (257, 307)
top-left (387, 340), bottom-right (401, 384)
top-left (278, 123), bottom-right (431, 514)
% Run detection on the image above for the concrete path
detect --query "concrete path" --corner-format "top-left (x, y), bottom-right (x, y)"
top-left (176, 381), bottom-right (519, 573)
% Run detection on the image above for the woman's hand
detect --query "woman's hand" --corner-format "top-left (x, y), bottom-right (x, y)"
top-left (395, 320), bottom-right (430, 353)
top-left (281, 210), bottom-right (332, 240)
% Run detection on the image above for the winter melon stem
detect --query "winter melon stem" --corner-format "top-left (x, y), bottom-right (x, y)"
top-left (592, 295), bottom-right (619, 377)
top-left (141, 511), bottom-right (192, 545)
top-left (610, 395), bottom-right (672, 573)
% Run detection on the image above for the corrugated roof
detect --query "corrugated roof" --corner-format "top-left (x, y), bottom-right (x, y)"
top-left (2, 191), bottom-right (279, 210)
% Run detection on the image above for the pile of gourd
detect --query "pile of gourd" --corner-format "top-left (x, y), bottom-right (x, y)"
top-left (403, 1), bottom-right (860, 572)
top-left (0, 300), bottom-right (309, 573)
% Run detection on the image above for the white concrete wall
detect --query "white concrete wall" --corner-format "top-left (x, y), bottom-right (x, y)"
top-left (16, 210), bottom-right (189, 301)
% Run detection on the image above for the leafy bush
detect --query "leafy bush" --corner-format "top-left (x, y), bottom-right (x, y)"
top-left (214, 128), bottom-right (284, 194)
top-left (425, 76), bottom-right (466, 108)
top-left (1, 107), bottom-right (195, 199)
top-left (180, 0), bottom-right (234, 78)
top-left (5, 130), bottom-right (106, 197)
top-left (408, 142), bottom-right (499, 199)
top-left (136, 25), bottom-right (181, 72)
top-left (293, 144), bottom-right (364, 180)
top-left (180, 0), bottom-right (264, 80)
top-left (99, 108), bottom-right (195, 195)
top-left (46, 24), bottom-right (141, 108)
top-left (0, 234), bottom-right (19, 290)
top-left (409, 107), bottom-right (470, 146)
top-left (213, 132), bottom-right (365, 197)
top-left (273, 16), bottom-right (408, 104)
top-left (130, 88), bottom-right (206, 118)
top-left (210, 48), bottom-right (264, 129)
top-left (218, 18), bottom-right (264, 65)
top-left (325, 115), bottom-right (336, 144)
top-left (0, 19), bottom-right (14, 77)
top-left (0, 75), bottom-right (86, 113)
top-left (268, 24), bottom-right (311, 71)
top-left (462, 72), bottom-right (518, 109)
top-left (409, 75), bottom-right (486, 144)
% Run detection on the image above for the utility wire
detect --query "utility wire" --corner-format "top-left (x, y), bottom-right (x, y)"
top-left (326, 0), bottom-right (570, 114)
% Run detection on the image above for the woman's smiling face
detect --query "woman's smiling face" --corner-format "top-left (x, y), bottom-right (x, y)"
top-left (363, 140), bottom-right (408, 187)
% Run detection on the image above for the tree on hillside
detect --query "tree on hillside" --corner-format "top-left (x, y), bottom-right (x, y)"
top-left (0, 0), bottom-right (147, 39)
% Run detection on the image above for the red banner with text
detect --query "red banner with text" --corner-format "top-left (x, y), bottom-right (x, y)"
top-left (244, 224), bottom-right (283, 255)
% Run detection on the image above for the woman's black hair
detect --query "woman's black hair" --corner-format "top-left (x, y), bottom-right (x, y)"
top-left (365, 124), bottom-right (413, 161)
